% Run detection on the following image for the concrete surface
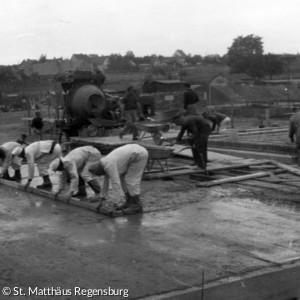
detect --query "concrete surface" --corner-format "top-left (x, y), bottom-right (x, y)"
top-left (1, 178), bottom-right (300, 299)
top-left (1, 138), bottom-right (300, 299)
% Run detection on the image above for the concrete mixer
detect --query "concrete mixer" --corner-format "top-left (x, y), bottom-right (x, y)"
top-left (56, 70), bottom-right (123, 140)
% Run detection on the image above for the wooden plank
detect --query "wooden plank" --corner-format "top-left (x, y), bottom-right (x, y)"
top-left (271, 161), bottom-right (300, 177)
top-left (145, 165), bottom-right (192, 174)
top-left (189, 174), bottom-right (220, 181)
top-left (239, 180), bottom-right (300, 196)
top-left (143, 159), bottom-right (272, 180)
top-left (196, 170), bottom-right (283, 187)
top-left (143, 168), bottom-right (205, 180)
top-left (0, 178), bottom-right (106, 216)
top-left (220, 168), bottom-right (285, 183)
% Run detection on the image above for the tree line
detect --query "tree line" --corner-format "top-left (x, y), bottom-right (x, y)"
top-left (0, 34), bottom-right (298, 84)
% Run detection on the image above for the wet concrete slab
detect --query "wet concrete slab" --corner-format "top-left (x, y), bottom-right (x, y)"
top-left (0, 181), bottom-right (300, 299)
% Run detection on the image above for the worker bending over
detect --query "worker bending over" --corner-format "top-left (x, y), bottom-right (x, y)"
top-left (12, 140), bottom-right (62, 190)
top-left (172, 113), bottom-right (212, 168)
top-left (89, 144), bottom-right (149, 215)
top-left (49, 146), bottom-right (102, 201)
top-left (0, 141), bottom-right (23, 181)
top-left (289, 109), bottom-right (300, 148)
top-left (202, 111), bottom-right (231, 134)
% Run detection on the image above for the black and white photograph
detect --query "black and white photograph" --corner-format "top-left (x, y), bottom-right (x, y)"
top-left (0, 0), bottom-right (299, 299)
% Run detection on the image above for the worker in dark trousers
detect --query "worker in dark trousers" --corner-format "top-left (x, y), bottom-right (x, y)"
top-left (289, 109), bottom-right (300, 148)
top-left (31, 111), bottom-right (44, 141)
top-left (183, 83), bottom-right (200, 115)
top-left (119, 85), bottom-right (144, 141)
top-left (172, 113), bottom-right (212, 168)
top-left (49, 146), bottom-right (102, 201)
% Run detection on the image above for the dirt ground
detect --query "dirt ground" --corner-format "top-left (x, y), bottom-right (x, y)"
top-left (0, 111), bottom-right (300, 299)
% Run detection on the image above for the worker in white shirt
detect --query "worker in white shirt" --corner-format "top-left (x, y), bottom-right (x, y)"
top-left (12, 140), bottom-right (62, 190)
top-left (49, 146), bottom-right (102, 201)
top-left (89, 144), bottom-right (149, 215)
top-left (0, 141), bottom-right (23, 181)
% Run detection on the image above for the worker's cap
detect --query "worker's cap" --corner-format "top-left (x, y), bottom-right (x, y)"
top-left (89, 162), bottom-right (105, 176)
top-left (127, 85), bottom-right (134, 91)
top-left (12, 146), bottom-right (24, 156)
top-left (172, 109), bottom-right (186, 121)
top-left (49, 158), bottom-right (64, 173)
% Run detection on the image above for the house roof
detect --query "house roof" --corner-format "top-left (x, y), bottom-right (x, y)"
top-left (151, 80), bottom-right (186, 84)
top-left (225, 73), bottom-right (252, 81)
top-left (209, 72), bottom-right (252, 84)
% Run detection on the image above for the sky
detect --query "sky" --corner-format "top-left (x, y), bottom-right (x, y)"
top-left (0, 0), bottom-right (299, 65)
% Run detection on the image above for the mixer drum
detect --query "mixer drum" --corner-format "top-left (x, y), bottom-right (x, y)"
top-left (67, 84), bottom-right (107, 119)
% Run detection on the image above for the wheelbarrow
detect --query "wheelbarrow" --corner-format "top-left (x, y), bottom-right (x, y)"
top-left (135, 121), bottom-right (170, 145)
top-left (145, 145), bottom-right (190, 172)
top-left (86, 117), bottom-right (125, 137)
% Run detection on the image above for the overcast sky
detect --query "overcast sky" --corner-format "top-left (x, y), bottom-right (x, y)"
top-left (0, 0), bottom-right (299, 65)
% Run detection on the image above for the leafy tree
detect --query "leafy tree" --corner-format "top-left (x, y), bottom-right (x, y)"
top-left (226, 34), bottom-right (264, 78)
top-left (185, 54), bottom-right (202, 65)
top-left (263, 53), bottom-right (285, 79)
top-left (108, 53), bottom-right (137, 72)
top-left (125, 50), bottom-right (135, 58)
top-left (0, 66), bottom-right (16, 82)
top-left (39, 54), bottom-right (47, 63)
top-left (178, 69), bottom-right (187, 81)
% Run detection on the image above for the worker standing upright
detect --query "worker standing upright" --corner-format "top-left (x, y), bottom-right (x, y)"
top-left (183, 83), bottom-right (200, 115)
top-left (89, 144), bottom-right (149, 215)
top-left (12, 140), bottom-right (62, 190)
top-left (49, 146), bottom-right (102, 201)
top-left (289, 109), bottom-right (300, 148)
top-left (31, 111), bottom-right (44, 141)
top-left (119, 86), bottom-right (144, 141)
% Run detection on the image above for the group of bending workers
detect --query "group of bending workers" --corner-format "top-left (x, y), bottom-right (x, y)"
top-left (0, 139), bottom-right (148, 216)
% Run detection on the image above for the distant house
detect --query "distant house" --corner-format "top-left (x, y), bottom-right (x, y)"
top-left (70, 54), bottom-right (110, 72)
top-left (139, 63), bottom-right (151, 72)
top-left (209, 73), bottom-right (252, 86)
top-left (32, 59), bottom-right (60, 76)
top-left (173, 49), bottom-right (186, 58)
top-left (19, 59), bottom-right (38, 76)
top-left (260, 78), bottom-right (300, 86)
top-left (70, 54), bottom-right (94, 72)
top-left (142, 80), bottom-right (187, 93)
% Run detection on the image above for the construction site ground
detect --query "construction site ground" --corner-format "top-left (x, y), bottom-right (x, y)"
top-left (1, 112), bottom-right (300, 299)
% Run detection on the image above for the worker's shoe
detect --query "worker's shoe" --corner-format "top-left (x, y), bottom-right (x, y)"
top-left (1, 170), bottom-right (11, 181)
top-left (122, 195), bottom-right (143, 215)
top-left (87, 179), bottom-right (101, 202)
top-left (116, 193), bottom-right (131, 210)
top-left (10, 170), bottom-right (22, 181)
top-left (97, 202), bottom-right (123, 217)
top-left (36, 175), bottom-right (52, 190)
top-left (73, 185), bottom-right (87, 197)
